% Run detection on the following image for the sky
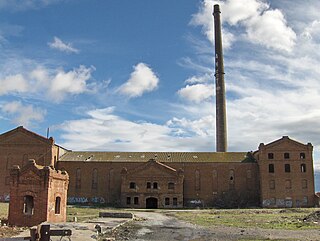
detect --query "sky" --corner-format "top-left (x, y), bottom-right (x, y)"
top-left (1, 0), bottom-right (320, 171)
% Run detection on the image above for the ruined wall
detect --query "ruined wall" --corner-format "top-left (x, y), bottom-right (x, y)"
top-left (58, 160), bottom-right (259, 208)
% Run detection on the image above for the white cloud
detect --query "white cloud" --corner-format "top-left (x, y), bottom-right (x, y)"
top-left (185, 73), bottom-right (213, 84)
top-left (58, 106), bottom-right (215, 151)
top-left (48, 37), bottom-right (79, 54)
top-left (191, 0), bottom-right (296, 52)
top-left (178, 84), bottom-right (214, 103)
top-left (0, 74), bottom-right (29, 95)
top-left (118, 63), bottom-right (159, 98)
top-left (1, 101), bottom-right (46, 127)
top-left (0, 65), bottom-right (94, 102)
top-left (0, 0), bottom-right (64, 11)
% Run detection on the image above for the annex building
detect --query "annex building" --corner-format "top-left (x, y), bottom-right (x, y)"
top-left (0, 126), bottom-right (317, 209)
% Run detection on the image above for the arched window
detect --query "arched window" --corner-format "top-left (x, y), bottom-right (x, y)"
top-left (92, 169), bottom-right (98, 189)
top-left (195, 170), bottom-right (200, 191)
top-left (23, 195), bottom-right (34, 215)
top-left (168, 182), bottom-right (174, 190)
top-left (285, 164), bottom-right (291, 173)
top-left (76, 168), bottom-right (81, 189)
top-left (55, 197), bottom-right (61, 214)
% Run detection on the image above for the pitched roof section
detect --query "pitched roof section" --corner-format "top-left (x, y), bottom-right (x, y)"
top-left (0, 126), bottom-right (54, 145)
top-left (59, 151), bottom-right (247, 163)
top-left (259, 136), bottom-right (311, 150)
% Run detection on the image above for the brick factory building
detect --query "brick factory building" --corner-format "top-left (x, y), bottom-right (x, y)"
top-left (0, 126), bottom-right (316, 209)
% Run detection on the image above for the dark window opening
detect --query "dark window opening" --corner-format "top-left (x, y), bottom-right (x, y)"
top-left (126, 197), bottom-right (131, 205)
top-left (147, 182), bottom-right (151, 189)
top-left (268, 153), bottom-right (274, 159)
top-left (55, 197), bottom-right (61, 214)
top-left (173, 198), bottom-right (178, 206)
top-left (134, 197), bottom-right (139, 205)
top-left (153, 182), bottom-right (158, 189)
top-left (23, 195), bottom-right (34, 215)
top-left (165, 197), bottom-right (170, 205)
top-left (301, 164), bottom-right (306, 172)
top-left (130, 182), bottom-right (136, 189)
top-left (269, 164), bottom-right (274, 173)
top-left (92, 168), bottom-right (98, 190)
top-left (168, 182), bottom-right (174, 189)
top-left (285, 164), bottom-right (291, 173)
top-left (284, 153), bottom-right (290, 159)
top-left (300, 153), bottom-right (306, 159)
top-left (76, 168), bottom-right (81, 189)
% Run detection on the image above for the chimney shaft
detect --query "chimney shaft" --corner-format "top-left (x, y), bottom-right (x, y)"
top-left (213, 4), bottom-right (227, 152)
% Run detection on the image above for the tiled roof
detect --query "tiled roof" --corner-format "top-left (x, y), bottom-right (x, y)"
top-left (59, 151), bottom-right (247, 163)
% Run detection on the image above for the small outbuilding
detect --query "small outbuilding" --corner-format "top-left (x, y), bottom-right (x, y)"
top-left (8, 159), bottom-right (69, 227)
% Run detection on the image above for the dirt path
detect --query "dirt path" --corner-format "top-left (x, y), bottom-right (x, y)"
top-left (113, 211), bottom-right (320, 241)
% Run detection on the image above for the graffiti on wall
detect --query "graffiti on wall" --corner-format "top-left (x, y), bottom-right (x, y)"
top-left (0, 194), bottom-right (10, 202)
top-left (67, 196), bottom-right (105, 204)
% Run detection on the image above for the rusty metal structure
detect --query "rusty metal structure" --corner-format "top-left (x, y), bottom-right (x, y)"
top-left (213, 4), bottom-right (227, 152)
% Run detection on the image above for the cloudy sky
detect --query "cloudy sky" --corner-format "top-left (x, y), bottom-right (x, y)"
top-left (1, 0), bottom-right (320, 170)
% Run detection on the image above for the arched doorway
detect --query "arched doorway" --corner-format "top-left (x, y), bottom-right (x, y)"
top-left (146, 197), bottom-right (158, 209)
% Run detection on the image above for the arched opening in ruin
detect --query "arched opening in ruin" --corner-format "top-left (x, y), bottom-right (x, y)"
top-left (146, 197), bottom-right (158, 209)
top-left (23, 195), bottom-right (34, 215)
top-left (55, 197), bottom-right (61, 214)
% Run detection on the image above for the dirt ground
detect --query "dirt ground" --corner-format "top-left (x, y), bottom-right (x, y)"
top-left (108, 211), bottom-right (320, 241)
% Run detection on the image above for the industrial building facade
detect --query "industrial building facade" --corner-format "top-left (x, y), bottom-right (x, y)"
top-left (0, 126), bottom-right (316, 208)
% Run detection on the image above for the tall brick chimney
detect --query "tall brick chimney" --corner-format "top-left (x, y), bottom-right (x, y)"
top-left (213, 4), bottom-right (227, 152)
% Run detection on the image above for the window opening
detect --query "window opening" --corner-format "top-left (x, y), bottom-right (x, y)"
top-left (301, 164), bottom-right (306, 173)
top-left (168, 182), bottom-right (174, 189)
top-left (147, 182), bottom-right (151, 189)
top-left (268, 153), bottom-right (274, 159)
top-left (269, 164), bottom-right (274, 173)
top-left (23, 195), bottom-right (34, 215)
top-left (302, 179), bottom-right (308, 189)
top-left (165, 198), bottom-right (170, 205)
top-left (284, 153), bottom-right (290, 159)
top-left (300, 153), bottom-right (305, 159)
top-left (153, 182), bottom-right (158, 189)
top-left (55, 197), bottom-right (61, 214)
top-left (134, 197), bottom-right (139, 205)
top-left (173, 198), bottom-right (178, 206)
top-left (130, 182), bottom-right (136, 189)
top-left (285, 164), bottom-right (291, 173)
top-left (126, 197), bottom-right (131, 205)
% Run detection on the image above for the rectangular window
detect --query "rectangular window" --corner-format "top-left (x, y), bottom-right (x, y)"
top-left (173, 198), bottom-right (177, 206)
top-left (284, 153), bottom-right (290, 159)
top-left (268, 164), bottom-right (274, 173)
top-left (269, 180), bottom-right (275, 190)
top-left (134, 197), bottom-right (139, 205)
top-left (301, 164), bottom-right (306, 173)
top-left (130, 182), bottom-right (136, 189)
top-left (302, 179), bottom-right (308, 189)
top-left (126, 197), bottom-right (131, 205)
top-left (153, 182), bottom-right (158, 189)
top-left (268, 153), bottom-right (274, 159)
top-left (285, 164), bottom-right (291, 173)
top-left (300, 153), bottom-right (306, 159)
top-left (165, 197), bottom-right (170, 205)
top-left (147, 182), bottom-right (151, 189)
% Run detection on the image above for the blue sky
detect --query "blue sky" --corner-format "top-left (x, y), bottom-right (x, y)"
top-left (1, 0), bottom-right (320, 171)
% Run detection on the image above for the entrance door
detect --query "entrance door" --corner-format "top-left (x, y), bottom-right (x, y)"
top-left (146, 197), bottom-right (158, 209)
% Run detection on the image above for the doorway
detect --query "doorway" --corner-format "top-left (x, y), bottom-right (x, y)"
top-left (146, 197), bottom-right (158, 209)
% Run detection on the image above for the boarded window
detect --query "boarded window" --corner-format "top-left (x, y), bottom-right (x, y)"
top-left (246, 170), bottom-right (252, 179)
top-left (301, 164), bottom-right (306, 173)
top-left (23, 195), bottom-right (34, 215)
top-left (269, 180), bottom-right (275, 189)
top-left (302, 179), bottom-right (308, 189)
top-left (134, 197), bottom-right (139, 205)
top-left (300, 153), bottom-right (305, 159)
top-left (268, 164), bottom-right (274, 173)
top-left (195, 170), bottom-right (200, 191)
top-left (168, 182), bottom-right (174, 190)
top-left (165, 198), bottom-right (170, 205)
top-left (284, 153), bottom-right (290, 159)
top-left (173, 198), bottom-right (177, 206)
top-left (285, 164), bottom-right (291, 173)
top-left (268, 153), bottom-right (274, 159)
top-left (285, 179), bottom-right (291, 189)
top-left (55, 197), bottom-right (61, 214)
top-left (92, 169), bottom-right (98, 190)
top-left (76, 168), bottom-right (81, 189)
top-left (130, 182), bottom-right (136, 189)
